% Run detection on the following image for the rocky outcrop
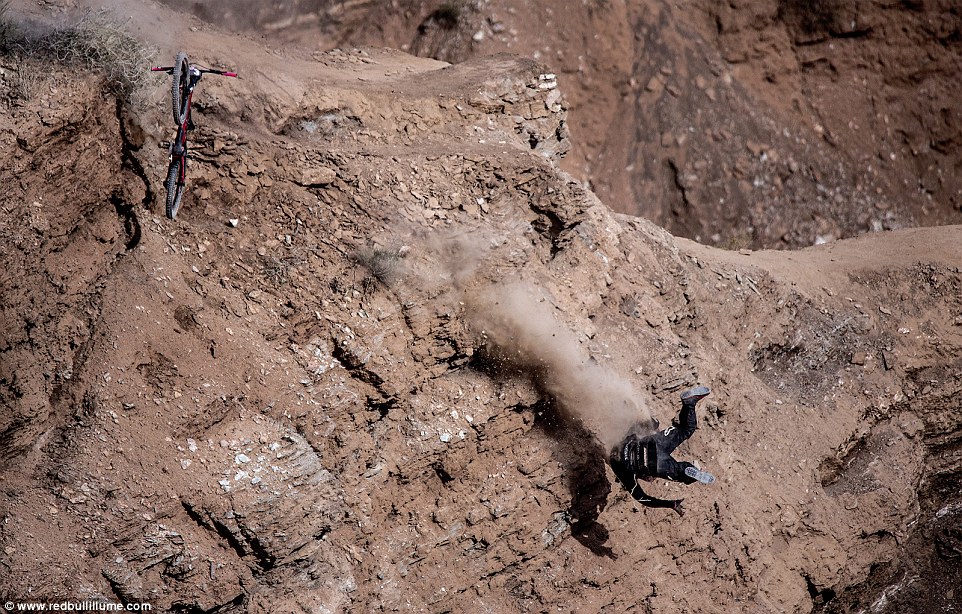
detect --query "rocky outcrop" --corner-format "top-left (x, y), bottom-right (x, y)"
top-left (1, 20), bottom-right (961, 614)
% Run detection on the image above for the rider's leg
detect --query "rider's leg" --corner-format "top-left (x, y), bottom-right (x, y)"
top-left (662, 386), bottom-right (711, 453)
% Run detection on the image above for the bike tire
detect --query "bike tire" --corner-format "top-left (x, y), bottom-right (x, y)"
top-left (164, 158), bottom-right (185, 219)
top-left (171, 52), bottom-right (190, 125)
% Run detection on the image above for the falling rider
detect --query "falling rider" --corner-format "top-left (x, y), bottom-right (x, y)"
top-left (609, 386), bottom-right (715, 516)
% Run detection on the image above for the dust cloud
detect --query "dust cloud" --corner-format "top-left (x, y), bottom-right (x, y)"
top-left (464, 282), bottom-right (655, 449)
top-left (402, 233), bottom-right (654, 449)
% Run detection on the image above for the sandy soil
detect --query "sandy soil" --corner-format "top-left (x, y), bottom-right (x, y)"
top-left (1, 1), bottom-right (961, 613)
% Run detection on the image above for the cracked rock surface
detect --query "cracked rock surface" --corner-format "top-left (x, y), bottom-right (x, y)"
top-left (1, 1), bottom-right (961, 613)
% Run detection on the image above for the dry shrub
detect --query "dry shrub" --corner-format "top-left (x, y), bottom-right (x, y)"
top-left (0, 6), bottom-right (154, 102)
top-left (44, 10), bottom-right (154, 100)
top-left (353, 246), bottom-right (403, 284)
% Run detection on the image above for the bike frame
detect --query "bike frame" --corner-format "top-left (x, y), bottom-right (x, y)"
top-left (168, 68), bottom-right (200, 193)
top-left (150, 59), bottom-right (237, 218)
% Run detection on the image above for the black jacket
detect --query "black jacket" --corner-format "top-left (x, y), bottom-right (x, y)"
top-left (609, 399), bottom-right (699, 510)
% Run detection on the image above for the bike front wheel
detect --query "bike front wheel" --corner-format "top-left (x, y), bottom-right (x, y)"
top-left (171, 52), bottom-right (190, 125)
top-left (164, 158), bottom-right (185, 219)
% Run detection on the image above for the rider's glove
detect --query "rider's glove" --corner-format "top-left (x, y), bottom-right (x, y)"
top-left (672, 499), bottom-right (686, 517)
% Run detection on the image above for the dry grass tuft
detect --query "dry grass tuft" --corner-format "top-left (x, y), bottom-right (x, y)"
top-left (1, 6), bottom-right (154, 102)
top-left (352, 246), bottom-right (403, 284)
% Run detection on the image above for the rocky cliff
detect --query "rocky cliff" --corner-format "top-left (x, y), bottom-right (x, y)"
top-left (1, 2), bottom-right (961, 613)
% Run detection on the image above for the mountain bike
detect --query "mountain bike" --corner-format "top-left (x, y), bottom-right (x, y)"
top-left (151, 52), bottom-right (237, 219)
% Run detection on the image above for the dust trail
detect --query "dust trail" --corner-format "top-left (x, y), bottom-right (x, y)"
top-left (403, 232), bottom-right (654, 448)
top-left (464, 281), bottom-right (655, 449)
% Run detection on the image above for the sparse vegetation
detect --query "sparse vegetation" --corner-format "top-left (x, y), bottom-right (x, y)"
top-left (1, 3), bottom-right (43, 102)
top-left (260, 252), bottom-right (307, 287)
top-left (352, 246), bottom-right (403, 284)
top-left (261, 256), bottom-right (291, 286)
top-left (47, 10), bottom-right (154, 99)
top-left (0, 6), bottom-right (154, 102)
top-left (7, 58), bottom-right (43, 101)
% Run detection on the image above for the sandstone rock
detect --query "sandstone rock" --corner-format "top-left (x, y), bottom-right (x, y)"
top-left (296, 166), bottom-right (337, 186)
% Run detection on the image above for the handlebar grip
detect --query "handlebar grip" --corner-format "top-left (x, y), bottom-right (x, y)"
top-left (150, 66), bottom-right (172, 72)
top-left (223, 72), bottom-right (238, 77)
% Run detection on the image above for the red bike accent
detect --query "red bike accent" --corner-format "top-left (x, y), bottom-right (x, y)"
top-left (151, 53), bottom-right (237, 219)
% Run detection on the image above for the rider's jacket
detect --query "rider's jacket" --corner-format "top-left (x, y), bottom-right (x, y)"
top-left (609, 400), bottom-right (700, 510)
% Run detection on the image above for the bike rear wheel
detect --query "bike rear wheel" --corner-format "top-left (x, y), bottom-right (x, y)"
top-left (164, 158), bottom-right (185, 219)
top-left (171, 52), bottom-right (190, 125)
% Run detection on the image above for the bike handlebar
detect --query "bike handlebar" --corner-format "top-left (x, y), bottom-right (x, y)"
top-left (150, 65), bottom-right (237, 77)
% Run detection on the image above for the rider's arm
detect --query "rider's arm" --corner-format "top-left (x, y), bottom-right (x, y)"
top-left (612, 462), bottom-right (685, 515)
top-left (627, 480), bottom-right (684, 514)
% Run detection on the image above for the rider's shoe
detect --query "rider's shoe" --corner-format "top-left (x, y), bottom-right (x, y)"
top-left (681, 385), bottom-right (711, 404)
top-left (685, 466), bottom-right (715, 484)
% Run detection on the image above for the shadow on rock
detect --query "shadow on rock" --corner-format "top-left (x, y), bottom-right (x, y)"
top-left (470, 345), bottom-right (616, 558)
top-left (532, 397), bottom-right (615, 559)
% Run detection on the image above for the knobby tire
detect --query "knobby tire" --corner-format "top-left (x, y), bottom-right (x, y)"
top-left (164, 158), bottom-right (184, 219)
top-left (171, 52), bottom-right (190, 125)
